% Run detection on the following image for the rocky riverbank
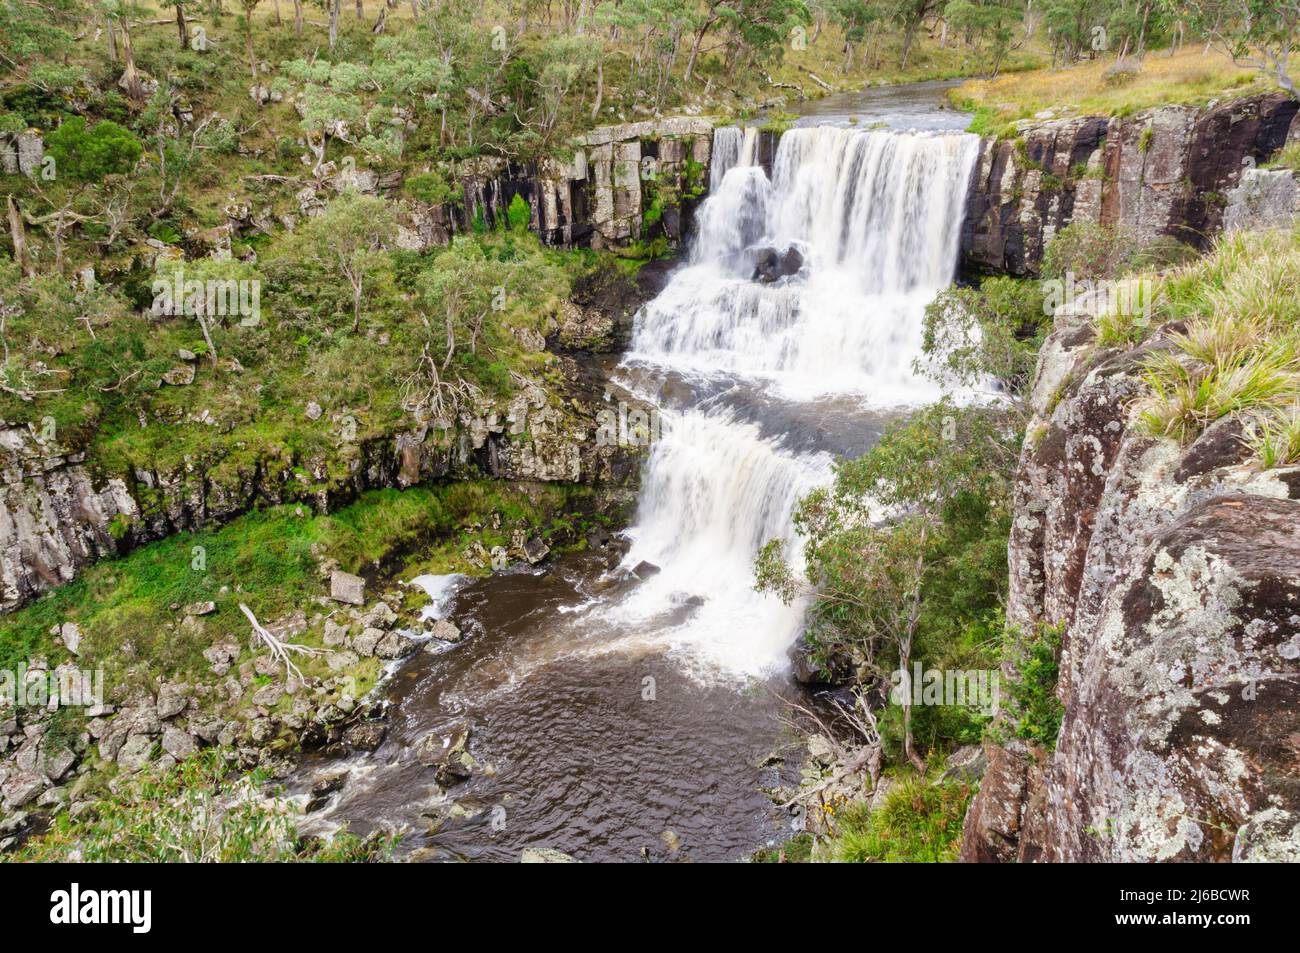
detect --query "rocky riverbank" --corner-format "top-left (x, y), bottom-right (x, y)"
top-left (960, 92), bottom-right (1299, 276)
top-left (961, 295), bottom-right (1300, 863)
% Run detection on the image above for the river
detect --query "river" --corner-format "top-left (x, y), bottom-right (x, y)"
top-left (292, 83), bottom-right (978, 862)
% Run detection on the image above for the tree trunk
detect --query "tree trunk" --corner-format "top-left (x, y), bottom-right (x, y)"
top-left (176, 4), bottom-right (190, 48)
top-left (246, 26), bottom-right (258, 85)
top-left (294, 0), bottom-right (303, 32)
top-left (901, 528), bottom-right (929, 774)
top-left (329, 0), bottom-right (339, 49)
top-left (900, 25), bottom-right (918, 70)
top-left (7, 196), bottom-right (32, 278)
top-left (355, 0), bottom-right (363, 19)
top-left (120, 15), bottom-right (144, 100)
top-left (105, 13), bottom-right (118, 62)
top-left (272, 0), bottom-right (281, 26)
top-left (684, 16), bottom-right (716, 86)
top-left (197, 312), bottom-right (219, 368)
top-left (590, 57), bottom-right (603, 120)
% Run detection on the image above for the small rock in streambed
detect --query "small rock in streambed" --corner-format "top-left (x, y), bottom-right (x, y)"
top-left (520, 847), bottom-right (579, 863)
top-left (343, 722), bottom-right (386, 752)
top-left (631, 560), bottom-right (660, 579)
top-left (374, 630), bottom-right (417, 660)
top-left (523, 537), bottom-right (550, 564)
top-left (311, 772), bottom-right (348, 798)
top-left (415, 722), bottom-right (475, 786)
top-left (425, 619), bottom-right (462, 644)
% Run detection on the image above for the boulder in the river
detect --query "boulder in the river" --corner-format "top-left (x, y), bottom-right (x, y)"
top-left (750, 245), bottom-right (804, 283)
top-left (416, 722), bottom-right (474, 786)
top-left (631, 560), bottom-right (660, 579)
top-left (426, 619), bottom-right (462, 644)
top-left (523, 536), bottom-right (550, 564)
top-left (520, 847), bottom-right (579, 863)
top-left (344, 721), bottom-right (386, 751)
top-left (374, 630), bottom-right (417, 660)
top-left (306, 771), bottom-right (348, 813)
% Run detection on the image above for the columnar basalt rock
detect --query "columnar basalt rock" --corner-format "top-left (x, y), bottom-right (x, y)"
top-left (962, 310), bottom-right (1300, 863)
top-left (396, 118), bottom-right (715, 252)
top-left (962, 94), bottom-right (1300, 275)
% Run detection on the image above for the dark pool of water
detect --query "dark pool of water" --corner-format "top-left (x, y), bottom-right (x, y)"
top-left (294, 551), bottom-right (808, 862)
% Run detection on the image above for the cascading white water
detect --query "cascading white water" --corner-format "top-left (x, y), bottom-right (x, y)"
top-left (614, 124), bottom-right (978, 678)
top-left (633, 127), bottom-right (979, 399)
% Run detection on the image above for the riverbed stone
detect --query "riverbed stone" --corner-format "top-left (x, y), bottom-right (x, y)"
top-left (344, 722), bottom-right (386, 751)
top-left (520, 847), bottom-right (579, 863)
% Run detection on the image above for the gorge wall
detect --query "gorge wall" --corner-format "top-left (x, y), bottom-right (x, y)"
top-left (960, 299), bottom-right (1300, 863)
top-left (960, 92), bottom-right (1300, 275)
top-left (1, 118), bottom-right (719, 614)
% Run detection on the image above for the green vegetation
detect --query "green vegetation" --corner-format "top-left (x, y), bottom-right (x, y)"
top-left (757, 402), bottom-right (1019, 768)
top-left (10, 750), bottom-right (390, 862)
top-left (827, 775), bottom-right (974, 862)
top-left (921, 275), bottom-right (1050, 392)
top-left (952, 46), bottom-right (1264, 132)
top-left (1000, 623), bottom-right (1065, 748)
top-left (0, 481), bottom-right (610, 692)
top-left (1118, 228), bottom-right (1300, 455)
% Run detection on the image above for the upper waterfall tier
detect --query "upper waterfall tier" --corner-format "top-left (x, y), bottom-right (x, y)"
top-left (628, 125), bottom-right (979, 402)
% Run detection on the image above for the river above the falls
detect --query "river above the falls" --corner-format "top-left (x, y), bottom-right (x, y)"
top-left (291, 82), bottom-right (976, 862)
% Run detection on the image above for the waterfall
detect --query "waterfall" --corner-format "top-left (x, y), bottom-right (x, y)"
top-left (614, 124), bottom-right (978, 678)
top-left (708, 126), bottom-right (761, 191)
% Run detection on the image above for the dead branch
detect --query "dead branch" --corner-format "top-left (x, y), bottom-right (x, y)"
top-left (239, 603), bottom-right (325, 684)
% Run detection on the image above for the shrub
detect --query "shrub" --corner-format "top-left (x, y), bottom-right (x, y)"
top-left (1001, 623), bottom-right (1064, 748)
top-left (1102, 59), bottom-right (1142, 88)
top-left (830, 777), bottom-right (973, 863)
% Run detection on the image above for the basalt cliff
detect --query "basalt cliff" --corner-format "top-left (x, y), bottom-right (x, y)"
top-left (960, 299), bottom-right (1300, 864)
top-left (960, 92), bottom-right (1300, 276)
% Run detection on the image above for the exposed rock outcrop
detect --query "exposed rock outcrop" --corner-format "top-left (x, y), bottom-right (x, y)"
top-left (0, 357), bottom-right (647, 613)
top-left (962, 304), bottom-right (1300, 863)
top-left (393, 118), bottom-right (714, 253)
top-left (1223, 166), bottom-right (1300, 231)
top-left (962, 93), bottom-right (1300, 275)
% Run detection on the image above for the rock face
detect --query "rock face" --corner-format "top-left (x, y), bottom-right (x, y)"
top-left (1223, 166), bottom-right (1300, 231)
top-left (962, 94), bottom-right (1299, 275)
top-left (0, 355), bottom-right (645, 613)
top-left (408, 118), bottom-right (714, 252)
top-left (962, 303), bottom-right (1300, 863)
